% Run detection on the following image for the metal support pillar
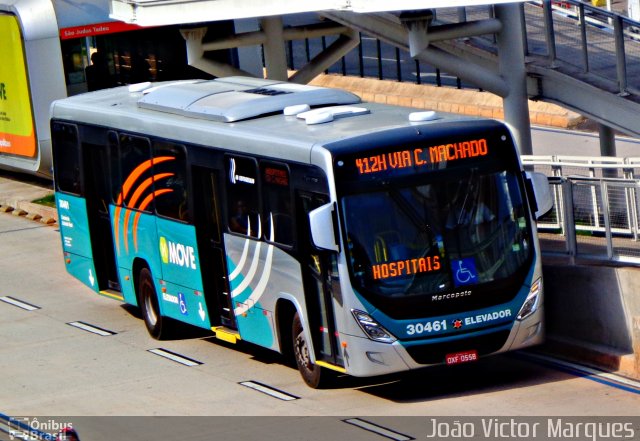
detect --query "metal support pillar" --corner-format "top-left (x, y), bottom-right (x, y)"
top-left (599, 124), bottom-right (617, 157)
top-left (599, 123), bottom-right (617, 178)
top-left (260, 16), bottom-right (288, 81)
top-left (181, 28), bottom-right (252, 78)
top-left (495, 3), bottom-right (533, 157)
top-left (289, 29), bottom-right (360, 84)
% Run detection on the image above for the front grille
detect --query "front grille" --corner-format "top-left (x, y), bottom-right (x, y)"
top-left (404, 330), bottom-right (510, 365)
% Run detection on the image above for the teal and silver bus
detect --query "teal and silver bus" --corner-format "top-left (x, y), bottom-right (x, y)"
top-left (51, 77), bottom-right (551, 387)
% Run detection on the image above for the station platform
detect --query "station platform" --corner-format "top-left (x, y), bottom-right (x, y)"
top-left (310, 74), bottom-right (585, 129)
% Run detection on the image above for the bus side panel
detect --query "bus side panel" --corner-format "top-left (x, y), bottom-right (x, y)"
top-left (225, 233), bottom-right (306, 351)
top-left (155, 217), bottom-right (211, 330)
top-left (55, 193), bottom-right (99, 292)
top-left (111, 207), bottom-right (160, 306)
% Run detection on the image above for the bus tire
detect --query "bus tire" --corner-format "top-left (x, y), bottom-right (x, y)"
top-left (292, 311), bottom-right (329, 388)
top-left (138, 267), bottom-right (169, 340)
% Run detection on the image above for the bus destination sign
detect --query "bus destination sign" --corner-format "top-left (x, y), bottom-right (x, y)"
top-left (355, 138), bottom-right (488, 175)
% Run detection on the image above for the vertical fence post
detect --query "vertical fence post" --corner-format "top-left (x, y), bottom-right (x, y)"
top-left (543, 0), bottom-right (558, 68)
top-left (304, 38), bottom-right (311, 63)
top-left (415, 59), bottom-right (421, 85)
top-left (396, 47), bottom-right (402, 82)
top-left (376, 39), bottom-right (383, 80)
top-left (358, 33), bottom-right (364, 78)
top-left (562, 179), bottom-right (577, 261)
top-left (601, 180), bottom-right (614, 259)
top-left (287, 40), bottom-right (294, 70)
top-left (578, 4), bottom-right (589, 73)
top-left (321, 36), bottom-right (328, 74)
top-left (457, 7), bottom-right (467, 22)
top-left (519, 3), bottom-right (529, 55)
top-left (613, 16), bottom-right (629, 95)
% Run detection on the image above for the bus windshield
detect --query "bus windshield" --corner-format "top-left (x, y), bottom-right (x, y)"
top-left (341, 168), bottom-right (531, 299)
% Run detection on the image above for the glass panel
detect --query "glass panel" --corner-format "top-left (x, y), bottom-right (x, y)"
top-left (114, 134), bottom-right (152, 211)
top-left (227, 156), bottom-right (260, 238)
top-left (342, 170), bottom-right (531, 298)
top-left (153, 141), bottom-right (189, 222)
top-left (261, 162), bottom-right (293, 245)
top-left (52, 123), bottom-right (81, 195)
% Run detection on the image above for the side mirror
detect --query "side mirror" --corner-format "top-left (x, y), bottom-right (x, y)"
top-left (525, 171), bottom-right (553, 219)
top-left (309, 202), bottom-right (339, 252)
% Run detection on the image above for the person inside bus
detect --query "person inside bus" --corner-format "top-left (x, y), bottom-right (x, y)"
top-left (229, 199), bottom-right (258, 237)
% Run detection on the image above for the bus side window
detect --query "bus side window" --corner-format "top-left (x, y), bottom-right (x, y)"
top-left (114, 134), bottom-right (153, 212)
top-left (261, 162), bottom-right (293, 246)
top-left (153, 141), bottom-right (189, 222)
top-left (52, 122), bottom-right (81, 195)
top-left (226, 156), bottom-right (260, 238)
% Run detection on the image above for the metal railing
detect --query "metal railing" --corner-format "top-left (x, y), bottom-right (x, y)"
top-left (523, 155), bottom-right (640, 264)
top-left (523, 0), bottom-right (640, 96)
top-left (286, 0), bottom-right (640, 97)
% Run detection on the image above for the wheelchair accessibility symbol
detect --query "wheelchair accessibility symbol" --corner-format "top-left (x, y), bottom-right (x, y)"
top-left (178, 292), bottom-right (189, 316)
top-left (452, 258), bottom-right (478, 287)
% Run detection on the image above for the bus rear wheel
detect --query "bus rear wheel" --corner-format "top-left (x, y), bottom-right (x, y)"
top-left (292, 312), bottom-right (328, 388)
top-left (139, 267), bottom-right (168, 340)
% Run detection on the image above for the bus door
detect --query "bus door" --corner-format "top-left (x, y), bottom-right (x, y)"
top-left (192, 166), bottom-right (236, 329)
top-left (298, 192), bottom-right (344, 368)
top-left (82, 140), bottom-right (120, 291)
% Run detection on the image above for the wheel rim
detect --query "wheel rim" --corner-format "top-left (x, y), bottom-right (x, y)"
top-left (294, 330), bottom-right (313, 374)
top-left (143, 282), bottom-right (158, 327)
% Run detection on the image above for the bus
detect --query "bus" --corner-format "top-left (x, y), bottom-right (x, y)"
top-left (51, 76), bottom-right (552, 388)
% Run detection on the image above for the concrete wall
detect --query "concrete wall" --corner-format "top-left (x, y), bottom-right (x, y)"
top-left (543, 263), bottom-right (640, 379)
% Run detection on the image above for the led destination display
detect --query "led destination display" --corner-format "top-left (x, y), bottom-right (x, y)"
top-left (355, 138), bottom-right (489, 175)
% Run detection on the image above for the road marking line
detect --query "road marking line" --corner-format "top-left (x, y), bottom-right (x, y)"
top-left (239, 381), bottom-right (299, 401)
top-left (67, 321), bottom-right (116, 336)
top-left (148, 348), bottom-right (202, 367)
top-left (0, 296), bottom-right (40, 311)
top-left (520, 352), bottom-right (640, 393)
top-left (343, 418), bottom-right (415, 441)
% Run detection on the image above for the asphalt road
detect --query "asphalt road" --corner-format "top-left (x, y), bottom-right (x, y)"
top-left (0, 211), bottom-right (639, 440)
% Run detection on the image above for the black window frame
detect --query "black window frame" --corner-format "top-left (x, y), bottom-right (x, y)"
top-left (111, 132), bottom-right (154, 214)
top-left (225, 154), bottom-right (261, 239)
top-left (260, 160), bottom-right (294, 248)
top-left (51, 121), bottom-right (82, 196)
top-left (152, 140), bottom-right (191, 224)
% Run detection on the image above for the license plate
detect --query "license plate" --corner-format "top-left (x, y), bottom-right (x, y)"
top-left (445, 350), bottom-right (478, 365)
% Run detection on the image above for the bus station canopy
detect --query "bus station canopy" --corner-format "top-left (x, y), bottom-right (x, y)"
top-left (110, 0), bottom-right (526, 26)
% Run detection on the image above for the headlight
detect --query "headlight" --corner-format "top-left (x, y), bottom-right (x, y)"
top-left (517, 278), bottom-right (542, 321)
top-left (352, 309), bottom-right (397, 343)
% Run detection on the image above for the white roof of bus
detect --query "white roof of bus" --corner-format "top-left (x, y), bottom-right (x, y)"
top-left (50, 78), bottom-right (479, 164)
top-left (110, 0), bottom-right (526, 26)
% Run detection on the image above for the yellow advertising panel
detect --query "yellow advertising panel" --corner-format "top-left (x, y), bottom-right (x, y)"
top-left (0, 14), bottom-right (36, 158)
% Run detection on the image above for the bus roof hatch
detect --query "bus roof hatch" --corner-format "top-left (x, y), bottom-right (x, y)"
top-left (137, 76), bottom-right (361, 122)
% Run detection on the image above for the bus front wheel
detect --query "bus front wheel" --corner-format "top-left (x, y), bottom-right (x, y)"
top-left (292, 312), bottom-right (328, 388)
top-left (139, 267), bottom-right (167, 340)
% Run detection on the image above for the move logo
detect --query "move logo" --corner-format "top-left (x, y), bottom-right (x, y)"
top-left (159, 236), bottom-right (197, 270)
